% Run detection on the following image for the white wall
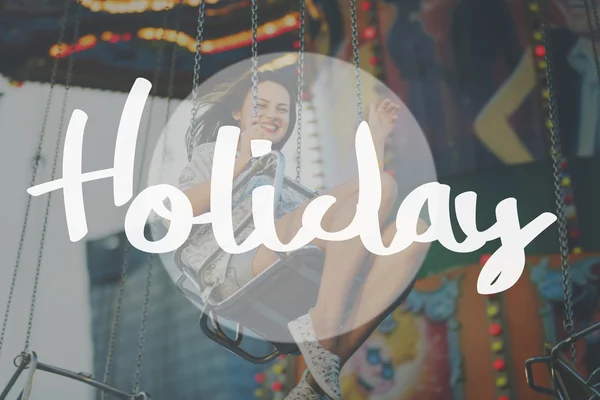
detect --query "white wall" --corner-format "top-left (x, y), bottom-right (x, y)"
top-left (0, 79), bottom-right (177, 399)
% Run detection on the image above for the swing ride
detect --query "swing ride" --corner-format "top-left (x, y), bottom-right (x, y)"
top-left (1, 0), bottom-right (600, 399)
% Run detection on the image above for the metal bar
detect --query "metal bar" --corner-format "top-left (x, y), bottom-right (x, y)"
top-left (199, 313), bottom-right (279, 364)
top-left (551, 321), bottom-right (600, 361)
top-left (0, 356), bottom-right (27, 400)
top-left (0, 352), bottom-right (149, 400)
top-left (524, 356), bottom-right (556, 395)
top-left (36, 362), bottom-right (141, 399)
top-left (554, 359), bottom-right (600, 397)
top-left (20, 352), bottom-right (38, 400)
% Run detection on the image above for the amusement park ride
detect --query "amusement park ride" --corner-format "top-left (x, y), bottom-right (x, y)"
top-left (0, 0), bottom-right (599, 399)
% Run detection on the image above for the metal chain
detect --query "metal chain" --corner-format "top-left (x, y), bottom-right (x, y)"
top-left (0, 0), bottom-right (71, 360)
top-left (251, 0), bottom-right (259, 118)
top-left (101, 246), bottom-right (130, 399)
top-left (588, 0), bottom-right (600, 51)
top-left (131, 6), bottom-right (172, 392)
top-left (592, 1), bottom-right (600, 53)
top-left (296, 0), bottom-right (306, 183)
top-left (23, 0), bottom-right (82, 354)
top-left (539, 1), bottom-right (575, 363)
top-left (584, 0), bottom-right (600, 80)
top-left (131, 256), bottom-right (153, 393)
top-left (101, 7), bottom-right (171, 396)
top-left (185, 0), bottom-right (207, 157)
top-left (162, 2), bottom-right (183, 181)
top-left (349, 0), bottom-right (363, 123)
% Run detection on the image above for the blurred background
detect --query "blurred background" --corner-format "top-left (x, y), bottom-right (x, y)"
top-left (0, 0), bottom-right (599, 399)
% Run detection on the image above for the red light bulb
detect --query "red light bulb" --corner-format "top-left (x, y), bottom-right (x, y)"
top-left (271, 381), bottom-right (283, 392)
top-left (360, 1), bottom-right (372, 11)
top-left (489, 323), bottom-right (502, 336)
top-left (363, 27), bottom-right (376, 40)
top-left (493, 358), bottom-right (506, 371)
top-left (534, 45), bottom-right (546, 57)
top-left (570, 229), bottom-right (580, 238)
top-left (254, 373), bottom-right (265, 384)
top-left (480, 254), bottom-right (491, 266)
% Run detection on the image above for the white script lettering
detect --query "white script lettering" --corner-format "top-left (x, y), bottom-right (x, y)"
top-left (27, 78), bottom-right (557, 294)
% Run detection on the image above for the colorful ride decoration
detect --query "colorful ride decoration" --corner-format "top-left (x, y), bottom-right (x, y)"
top-left (292, 253), bottom-right (600, 400)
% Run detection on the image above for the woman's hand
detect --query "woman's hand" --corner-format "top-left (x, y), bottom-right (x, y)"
top-left (368, 99), bottom-right (399, 143)
top-left (239, 116), bottom-right (264, 163)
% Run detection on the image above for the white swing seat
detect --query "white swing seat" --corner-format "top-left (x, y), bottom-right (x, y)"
top-left (172, 151), bottom-right (327, 363)
top-left (199, 244), bottom-right (326, 363)
top-left (525, 320), bottom-right (600, 400)
top-left (171, 151), bottom-right (416, 364)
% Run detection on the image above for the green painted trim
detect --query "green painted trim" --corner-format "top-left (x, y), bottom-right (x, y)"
top-left (417, 156), bottom-right (600, 277)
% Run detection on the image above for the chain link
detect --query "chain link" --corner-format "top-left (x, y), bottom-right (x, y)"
top-left (100, 5), bottom-right (173, 400)
top-left (251, 0), bottom-right (259, 118)
top-left (100, 7), bottom-right (172, 396)
top-left (584, 0), bottom-right (600, 80)
top-left (539, 2), bottom-right (575, 363)
top-left (22, 0), bottom-right (81, 354)
top-left (132, 256), bottom-right (154, 393)
top-left (588, 0), bottom-right (600, 49)
top-left (296, 0), bottom-right (306, 183)
top-left (349, 0), bottom-right (363, 123)
top-left (0, 0), bottom-right (71, 360)
top-left (162, 2), bottom-right (183, 182)
top-left (101, 246), bottom-right (130, 399)
top-left (185, 0), bottom-right (207, 158)
top-left (130, 7), bottom-right (172, 391)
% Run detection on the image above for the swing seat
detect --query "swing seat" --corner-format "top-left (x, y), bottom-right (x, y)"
top-left (525, 321), bottom-right (600, 400)
top-left (171, 150), bottom-right (415, 363)
top-left (172, 151), bottom-right (325, 363)
top-left (200, 244), bottom-right (326, 363)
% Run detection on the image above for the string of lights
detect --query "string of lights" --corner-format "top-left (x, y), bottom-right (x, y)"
top-left (480, 255), bottom-right (512, 400)
top-left (49, 13), bottom-right (300, 58)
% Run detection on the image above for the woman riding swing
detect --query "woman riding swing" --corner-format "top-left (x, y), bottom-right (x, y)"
top-left (179, 68), bottom-right (429, 400)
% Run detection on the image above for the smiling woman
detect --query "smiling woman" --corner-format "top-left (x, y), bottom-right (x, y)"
top-left (184, 68), bottom-right (297, 159)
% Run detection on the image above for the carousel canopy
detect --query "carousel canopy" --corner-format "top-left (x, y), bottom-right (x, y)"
top-left (0, 0), bottom-right (339, 98)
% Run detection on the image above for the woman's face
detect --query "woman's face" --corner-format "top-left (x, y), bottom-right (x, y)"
top-left (234, 80), bottom-right (292, 144)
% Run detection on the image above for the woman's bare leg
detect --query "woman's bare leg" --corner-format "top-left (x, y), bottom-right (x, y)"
top-left (252, 173), bottom-right (398, 349)
top-left (251, 177), bottom-right (360, 275)
top-left (309, 173), bottom-right (398, 350)
top-left (251, 173), bottom-right (396, 400)
top-left (335, 219), bottom-right (429, 366)
top-left (303, 220), bottom-right (428, 392)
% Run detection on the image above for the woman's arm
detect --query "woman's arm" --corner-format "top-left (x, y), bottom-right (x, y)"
top-left (183, 157), bottom-right (248, 217)
top-left (473, 47), bottom-right (536, 164)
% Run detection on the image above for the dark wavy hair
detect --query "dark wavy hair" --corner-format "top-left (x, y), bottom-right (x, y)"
top-left (185, 68), bottom-right (298, 160)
